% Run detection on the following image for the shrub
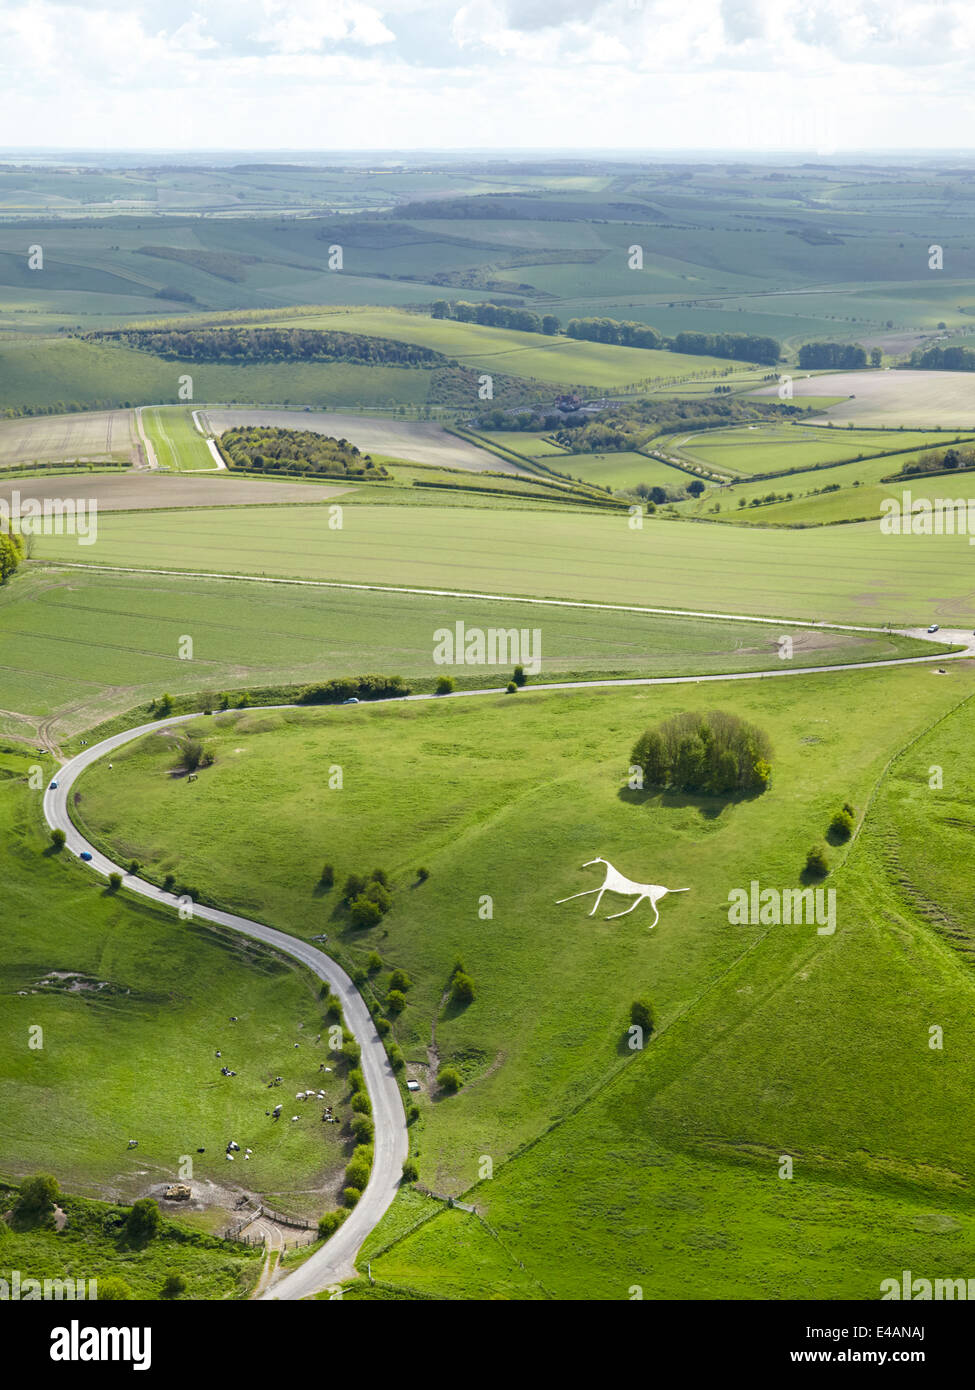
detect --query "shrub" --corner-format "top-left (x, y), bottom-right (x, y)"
top-left (364, 880), bottom-right (392, 914)
top-left (96, 1278), bottom-right (133, 1301)
top-left (438, 1066), bottom-right (462, 1093)
top-left (370, 868), bottom-right (389, 887)
top-left (345, 1157), bottom-right (371, 1190)
top-left (407, 1104), bottom-right (420, 1123)
top-left (342, 1040), bottom-right (361, 1066)
top-left (126, 1197), bottom-right (161, 1242)
top-left (351, 1091), bottom-right (372, 1115)
top-left (506, 681), bottom-right (518, 693)
top-left (161, 1273), bottom-right (186, 1298)
top-left (388, 968), bottom-right (412, 993)
top-left (374, 1016), bottom-right (391, 1037)
top-left (342, 1187), bottom-right (362, 1208)
top-left (107, 872), bottom-right (122, 892)
top-left (49, 827), bottom-right (66, 851)
top-left (348, 1068), bottom-right (365, 1093)
top-left (401, 1157), bottom-right (419, 1183)
top-left (16, 1174), bottom-right (58, 1217)
top-left (162, 873), bottom-right (176, 892)
top-left (804, 845), bottom-right (830, 879)
top-left (436, 675), bottom-right (455, 694)
top-left (451, 972), bottom-right (476, 1005)
top-left (512, 664), bottom-right (527, 686)
top-left (828, 808), bottom-right (855, 842)
top-left (385, 989), bottom-right (407, 1016)
top-left (388, 1045), bottom-right (405, 1071)
top-left (157, 693), bottom-right (173, 717)
top-left (350, 895), bottom-right (383, 929)
top-left (128, 860), bottom-right (140, 875)
top-left (630, 998), bottom-right (654, 1035)
top-left (320, 863), bottom-right (335, 888)
top-left (351, 1113), bottom-right (375, 1143)
top-left (318, 1209), bottom-right (347, 1238)
top-left (366, 952), bottom-right (383, 973)
top-left (416, 867), bottom-right (430, 882)
top-left (343, 873), bottom-right (367, 901)
top-left (631, 710), bottom-right (773, 797)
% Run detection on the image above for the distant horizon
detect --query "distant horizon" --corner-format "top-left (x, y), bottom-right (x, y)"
top-left (5, 148), bottom-right (975, 165)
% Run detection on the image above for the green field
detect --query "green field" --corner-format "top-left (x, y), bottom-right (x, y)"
top-left (669, 423), bottom-right (962, 477)
top-left (142, 406), bottom-right (216, 472)
top-left (0, 566), bottom-right (935, 744)
top-left (0, 748), bottom-right (357, 1221)
top-left (0, 338), bottom-right (434, 413)
top-left (33, 500), bottom-right (975, 627)
top-left (70, 668), bottom-right (975, 1298)
top-left (557, 450), bottom-right (696, 491)
top-left (268, 308), bottom-right (743, 389)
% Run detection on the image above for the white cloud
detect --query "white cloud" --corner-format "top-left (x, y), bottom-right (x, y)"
top-left (0, 0), bottom-right (974, 148)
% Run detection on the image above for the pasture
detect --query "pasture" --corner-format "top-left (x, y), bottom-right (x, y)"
top-left (668, 423), bottom-right (960, 477)
top-left (0, 338), bottom-right (435, 414)
top-left (267, 308), bottom-right (742, 389)
top-left (0, 748), bottom-right (356, 1220)
top-left (0, 567), bottom-right (931, 742)
top-left (32, 500), bottom-right (975, 627)
top-left (70, 669), bottom-right (975, 1297)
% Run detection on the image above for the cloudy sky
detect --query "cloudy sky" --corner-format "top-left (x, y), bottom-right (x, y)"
top-left (1, 0), bottom-right (973, 152)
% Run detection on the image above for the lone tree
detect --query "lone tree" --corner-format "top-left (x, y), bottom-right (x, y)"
top-left (631, 710), bottom-right (772, 797)
top-left (126, 1197), bottom-right (161, 1243)
top-left (804, 844), bottom-right (830, 879)
top-left (630, 999), bottom-right (654, 1036)
top-left (451, 971), bottom-right (476, 1005)
top-left (16, 1174), bottom-right (59, 1218)
top-left (50, 827), bottom-right (66, 851)
top-left (437, 1065), bottom-right (462, 1094)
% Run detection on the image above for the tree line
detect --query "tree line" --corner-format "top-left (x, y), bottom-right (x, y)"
top-left (432, 300), bottom-right (560, 335)
top-left (908, 344), bottom-right (975, 372)
top-left (670, 331), bottom-right (781, 365)
top-left (797, 342), bottom-right (868, 369)
top-left (85, 327), bottom-right (445, 368)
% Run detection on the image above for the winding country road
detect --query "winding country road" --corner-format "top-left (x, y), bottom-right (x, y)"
top-left (39, 621), bottom-right (974, 1298)
top-left (43, 714), bottom-right (408, 1302)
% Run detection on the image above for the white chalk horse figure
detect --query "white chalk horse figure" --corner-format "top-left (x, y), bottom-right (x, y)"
top-left (557, 857), bottom-right (689, 925)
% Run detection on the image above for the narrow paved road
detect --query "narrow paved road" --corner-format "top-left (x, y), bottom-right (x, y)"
top-left (42, 714), bottom-right (408, 1302)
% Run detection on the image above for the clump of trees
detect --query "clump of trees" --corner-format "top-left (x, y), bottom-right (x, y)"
top-left (672, 330), bottom-right (780, 365)
top-left (567, 316), bottom-right (663, 349)
top-left (219, 426), bottom-right (388, 480)
top-left (434, 300), bottom-right (559, 335)
top-left (909, 344), bottom-right (975, 372)
top-left (797, 342), bottom-right (867, 370)
top-left (631, 711), bottom-right (773, 797)
top-left (344, 868), bottom-right (394, 929)
top-left (87, 326), bottom-right (443, 368)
